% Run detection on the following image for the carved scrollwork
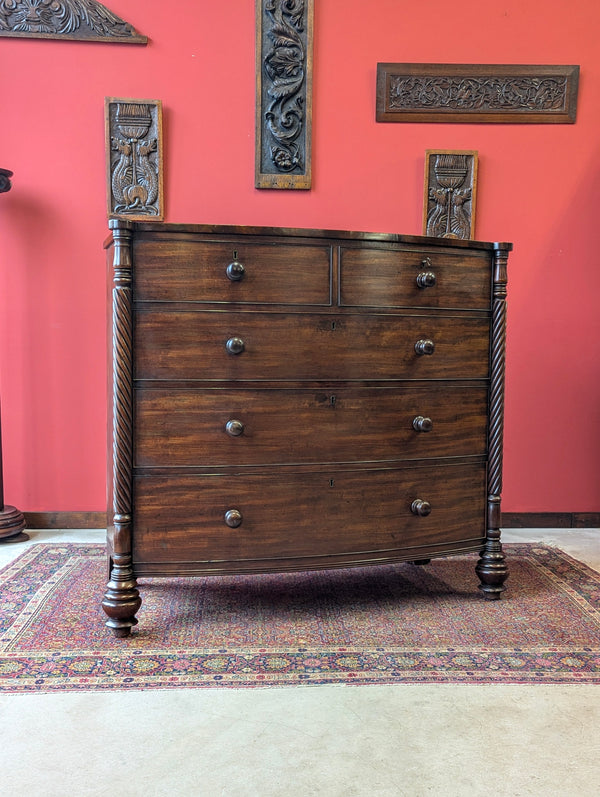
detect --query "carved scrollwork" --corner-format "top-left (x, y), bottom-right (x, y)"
top-left (105, 98), bottom-right (163, 220)
top-left (390, 75), bottom-right (569, 113)
top-left (0, 0), bottom-right (146, 43)
top-left (377, 64), bottom-right (579, 123)
top-left (423, 151), bottom-right (478, 240)
top-left (256, 0), bottom-right (313, 189)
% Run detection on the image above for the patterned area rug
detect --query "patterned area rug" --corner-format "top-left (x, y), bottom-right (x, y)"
top-left (1, 543), bottom-right (599, 693)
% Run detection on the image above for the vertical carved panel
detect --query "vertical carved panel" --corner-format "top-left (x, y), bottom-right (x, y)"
top-left (423, 150), bottom-right (478, 239)
top-left (105, 97), bottom-right (163, 220)
top-left (255, 0), bottom-right (314, 189)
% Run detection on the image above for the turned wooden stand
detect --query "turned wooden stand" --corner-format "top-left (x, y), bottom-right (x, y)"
top-left (0, 167), bottom-right (27, 543)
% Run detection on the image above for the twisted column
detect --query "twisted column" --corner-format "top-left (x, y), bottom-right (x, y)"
top-left (476, 243), bottom-right (512, 598)
top-left (102, 219), bottom-right (140, 635)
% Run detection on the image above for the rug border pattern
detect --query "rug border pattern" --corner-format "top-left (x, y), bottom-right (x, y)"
top-left (1, 543), bottom-right (599, 693)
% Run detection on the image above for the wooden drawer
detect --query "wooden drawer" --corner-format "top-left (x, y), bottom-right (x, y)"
top-left (133, 238), bottom-right (332, 305)
top-left (134, 385), bottom-right (488, 467)
top-left (134, 310), bottom-right (490, 381)
top-left (339, 246), bottom-right (490, 309)
top-left (132, 462), bottom-right (487, 568)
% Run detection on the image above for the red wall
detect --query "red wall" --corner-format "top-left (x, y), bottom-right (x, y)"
top-left (1, 0), bottom-right (599, 513)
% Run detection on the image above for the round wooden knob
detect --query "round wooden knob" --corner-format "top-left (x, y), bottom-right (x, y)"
top-left (226, 337), bottom-right (245, 355)
top-left (226, 259), bottom-right (245, 281)
top-left (412, 415), bottom-right (433, 432)
top-left (225, 419), bottom-right (244, 437)
top-left (416, 271), bottom-right (436, 288)
top-left (414, 339), bottom-right (435, 356)
top-left (411, 499), bottom-right (431, 517)
top-left (224, 509), bottom-right (243, 528)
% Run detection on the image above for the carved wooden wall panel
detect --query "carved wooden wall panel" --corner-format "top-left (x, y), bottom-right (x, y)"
top-left (377, 64), bottom-right (579, 124)
top-left (423, 150), bottom-right (478, 240)
top-left (105, 98), bottom-right (163, 221)
top-left (255, 0), bottom-right (314, 189)
top-left (0, 1), bottom-right (146, 43)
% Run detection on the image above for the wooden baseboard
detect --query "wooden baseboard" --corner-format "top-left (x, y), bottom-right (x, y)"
top-left (23, 511), bottom-right (600, 530)
top-left (501, 512), bottom-right (600, 529)
top-left (24, 512), bottom-right (107, 530)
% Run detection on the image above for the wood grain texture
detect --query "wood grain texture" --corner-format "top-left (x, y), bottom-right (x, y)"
top-left (132, 463), bottom-right (487, 569)
top-left (134, 385), bottom-right (488, 467)
top-left (133, 238), bottom-right (332, 305)
top-left (22, 511), bottom-right (600, 530)
top-left (339, 245), bottom-right (489, 308)
top-left (104, 221), bottom-right (512, 633)
top-left (134, 311), bottom-right (491, 381)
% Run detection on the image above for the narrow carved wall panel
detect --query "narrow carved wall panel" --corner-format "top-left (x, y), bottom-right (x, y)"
top-left (255, 0), bottom-right (314, 189)
top-left (423, 150), bottom-right (478, 240)
top-left (377, 64), bottom-right (579, 123)
top-left (105, 98), bottom-right (163, 221)
top-left (0, 0), bottom-right (146, 43)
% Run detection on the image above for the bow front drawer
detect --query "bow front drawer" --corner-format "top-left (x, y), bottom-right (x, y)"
top-left (134, 385), bottom-right (488, 467)
top-left (134, 310), bottom-right (490, 381)
top-left (132, 462), bottom-right (487, 572)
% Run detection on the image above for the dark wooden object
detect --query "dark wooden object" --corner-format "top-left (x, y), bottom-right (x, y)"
top-left (103, 220), bottom-right (512, 636)
top-left (0, 168), bottom-right (27, 543)
top-left (376, 64), bottom-right (579, 124)
top-left (105, 98), bottom-right (163, 221)
top-left (19, 510), bottom-right (600, 530)
top-left (0, 0), bottom-right (146, 43)
top-left (255, 0), bottom-right (313, 189)
top-left (423, 150), bottom-right (478, 239)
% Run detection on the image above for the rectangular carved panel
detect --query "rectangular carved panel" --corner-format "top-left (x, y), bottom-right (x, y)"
top-left (255, 0), bottom-right (314, 189)
top-left (423, 150), bottom-right (478, 240)
top-left (105, 98), bottom-right (164, 221)
top-left (377, 64), bottom-right (579, 123)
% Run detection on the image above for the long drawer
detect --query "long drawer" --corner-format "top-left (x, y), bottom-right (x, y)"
top-left (133, 463), bottom-right (486, 568)
top-left (134, 310), bottom-right (490, 381)
top-left (133, 239), bottom-right (332, 305)
top-left (339, 246), bottom-right (490, 309)
top-left (134, 385), bottom-right (488, 467)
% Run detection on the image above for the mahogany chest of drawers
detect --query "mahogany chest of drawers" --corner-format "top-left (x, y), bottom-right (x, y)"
top-left (102, 220), bottom-right (512, 636)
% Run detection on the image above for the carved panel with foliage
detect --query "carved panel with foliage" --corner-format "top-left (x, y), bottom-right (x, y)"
top-left (423, 150), bottom-right (478, 240)
top-left (255, 0), bottom-right (314, 189)
top-left (377, 64), bottom-right (579, 124)
top-left (105, 98), bottom-right (163, 221)
top-left (0, 0), bottom-right (146, 43)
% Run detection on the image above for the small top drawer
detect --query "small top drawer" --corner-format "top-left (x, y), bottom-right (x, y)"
top-left (339, 246), bottom-right (490, 309)
top-left (134, 238), bottom-right (332, 306)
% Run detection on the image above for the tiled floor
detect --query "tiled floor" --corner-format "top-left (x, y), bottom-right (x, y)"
top-left (0, 528), bottom-right (599, 796)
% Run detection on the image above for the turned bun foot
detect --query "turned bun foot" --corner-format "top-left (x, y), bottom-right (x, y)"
top-left (102, 554), bottom-right (141, 637)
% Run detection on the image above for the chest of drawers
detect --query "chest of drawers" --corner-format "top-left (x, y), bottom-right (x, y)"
top-left (102, 220), bottom-right (511, 637)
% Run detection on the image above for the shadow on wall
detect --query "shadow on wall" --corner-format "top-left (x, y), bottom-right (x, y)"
top-left (1, 190), bottom-right (71, 507)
